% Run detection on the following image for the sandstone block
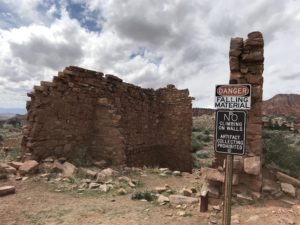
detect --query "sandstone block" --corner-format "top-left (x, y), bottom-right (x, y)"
top-left (169, 195), bottom-right (199, 205)
top-left (8, 162), bottom-right (24, 169)
top-left (62, 162), bottom-right (78, 177)
top-left (247, 31), bottom-right (263, 39)
top-left (244, 38), bottom-right (264, 47)
top-left (244, 156), bottom-right (261, 175)
top-left (242, 51), bottom-right (264, 62)
top-left (19, 160), bottom-right (39, 175)
top-left (247, 124), bottom-right (262, 135)
top-left (281, 183), bottom-right (296, 197)
top-left (78, 167), bottom-right (97, 179)
top-left (201, 167), bottom-right (224, 183)
top-left (157, 195), bottom-right (170, 203)
top-left (0, 186), bottom-right (15, 196)
top-left (276, 172), bottom-right (300, 188)
top-left (240, 174), bottom-right (262, 191)
top-left (5, 166), bottom-right (17, 174)
top-left (230, 57), bottom-right (240, 71)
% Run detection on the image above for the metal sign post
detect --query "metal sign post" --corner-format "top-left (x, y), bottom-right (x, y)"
top-left (214, 81), bottom-right (250, 225)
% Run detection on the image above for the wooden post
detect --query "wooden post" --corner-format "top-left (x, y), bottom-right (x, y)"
top-left (222, 155), bottom-right (233, 225)
top-left (222, 78), bottom-right (237, 225)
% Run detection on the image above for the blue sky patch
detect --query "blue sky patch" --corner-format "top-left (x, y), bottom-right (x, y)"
top-left (129, 47), bottom-right (146, 59)
top-left (66, 1), bottom-right (104, 32)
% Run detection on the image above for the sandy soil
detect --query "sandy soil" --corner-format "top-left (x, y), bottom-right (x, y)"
top-left (0, 172), bottom-right (299, 225)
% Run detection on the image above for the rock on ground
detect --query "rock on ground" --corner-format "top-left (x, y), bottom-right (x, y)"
top-left (169, 195), bottom-right (199, 205)
top-left (19, 160), bottom-right (39, 175)
top-left (0, 186), bottom-right (15, 196)
top-left (281, 182), bottom-right (296, 197)
top-left (62, 162), bottom-right (78, 178)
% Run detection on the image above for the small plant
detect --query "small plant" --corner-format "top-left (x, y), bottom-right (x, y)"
top-left (204, 130), bottom-right (210, 135)
top-left (131, 191), bottom-right (154, 201)
top-left (192, 139), bottom-right (204, 152)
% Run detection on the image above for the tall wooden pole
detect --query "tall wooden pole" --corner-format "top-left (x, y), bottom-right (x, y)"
top-left (222, 155), bottom-right (233, 225)
top-left (222, 78), bottom-right (237, 225)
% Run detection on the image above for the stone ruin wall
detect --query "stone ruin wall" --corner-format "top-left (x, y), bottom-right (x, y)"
top-left (22, 66), bottom-right (193, 172)
top-left (214, 31), bottom-right (264, 191)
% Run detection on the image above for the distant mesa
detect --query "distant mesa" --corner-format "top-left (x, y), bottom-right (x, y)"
top-left (262, 94), bottom-right (300, 129)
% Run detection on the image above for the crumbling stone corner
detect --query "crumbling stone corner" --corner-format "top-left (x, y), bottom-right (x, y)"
top-left (215, 31), bottom-right (264, 191)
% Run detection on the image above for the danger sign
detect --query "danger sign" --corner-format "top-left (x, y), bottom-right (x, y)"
top-left (215, 110), bottom-right (246, 155)
top-left (215, 84), bottom-right (251, 110)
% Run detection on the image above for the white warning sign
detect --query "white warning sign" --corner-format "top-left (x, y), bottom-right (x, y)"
top-left (215, 84), bottom-right (251, 110)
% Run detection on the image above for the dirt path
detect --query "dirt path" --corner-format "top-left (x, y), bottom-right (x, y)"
top-left (1, 176), bottom-right (299, 225)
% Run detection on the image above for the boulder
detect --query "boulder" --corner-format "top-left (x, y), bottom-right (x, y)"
top-left (78, 167), bottom-right (97, 179)
top-left (201, 167), bottom-right (224, 183)
top-left (244, 156), bottom-right (261, 175)
top-left (8, 161), bottom-right (24, 169)
top-left (117, 188), bottom-right (127, 195)
top-left (99, 184), bottom-right (112, 193)
top-left (89, 182), bottom-right (100, 189)
top-left (96, 168), bottom-right (117, 183)
top-left (180, 188), bottom-right (193, 197)
top-left (157, 195), bottom-right (170, 203)
top-left (51, 160), bottom-right (64, 173)
top-left (0, 186), bottom-right (15, 196)
top-left (19, 160), bottom-right (39, 175)
top-left (0, 163), bottom-right (9, 173)
top-left (236, 193), bottom-right (254, 203)
top-left (154, 186), bottom-right (168, 194)
top-left (5, 166), bottom-right (17, 174)
top-left (62, 162), bottom-right (78, 177)
top-left (169, 195), bottom-right (199, 205)
top-left (276, 172), bottom-right (300, 188)
top-left (281, 183), bottom-right (296, 197)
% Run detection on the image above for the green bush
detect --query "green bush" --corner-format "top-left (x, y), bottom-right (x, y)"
top-left (263, 132), bottom-right (300, 179)
top-left (131, 191), bottom-right (154, 201)
top-left (192, 139), bottom-right (204, 152)
top-left (204, 130), bottom-right (210, 135)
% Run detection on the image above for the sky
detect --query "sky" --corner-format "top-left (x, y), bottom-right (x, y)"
top-left (0, 0), bottom-right (300, 110)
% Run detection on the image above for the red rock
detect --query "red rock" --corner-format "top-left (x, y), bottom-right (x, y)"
top-left (8, 161), bottom-right (24, 169)
top-left (0, 186), bottom-right (15, 196)
top-left (244, 156), bottom-right (261, 175)
top-left (5, 166), bottom-right (16, 174)
top-left (19, 160), bottom-right (39, 175)
top-left (201, 167), bottom-right (224, 183)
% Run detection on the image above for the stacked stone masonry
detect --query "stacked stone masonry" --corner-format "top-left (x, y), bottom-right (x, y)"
top-left (214, 31), bottom-right (264, 191)
top-left (22, 66), bottom-right (193, 172)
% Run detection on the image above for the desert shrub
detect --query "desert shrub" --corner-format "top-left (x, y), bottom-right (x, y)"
top-left (131, 191), bottom-right (154, 201)
top-left (192, 139), bottom-right (204, 152)
top-left (191, 153), bottom-right (200, 168)
top-left (263, 132), bottom-right (300, 179)
top-left (0, 135), bottom-right (3, 144)
top-left (202, 135), bottom-right (211, 142)
top-left (7, 118), bottom-right (21, 127)
top-left (204, 130), bottom-right (210, 135)
top-left (0, 146), bottom-right (20, 161)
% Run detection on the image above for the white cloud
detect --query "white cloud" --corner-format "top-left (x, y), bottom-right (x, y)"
top-left (0, 0), bottom-right (300, 109)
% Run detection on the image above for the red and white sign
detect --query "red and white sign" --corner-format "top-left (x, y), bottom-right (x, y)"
top-left (215, 84), bottom-right (251, 110)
